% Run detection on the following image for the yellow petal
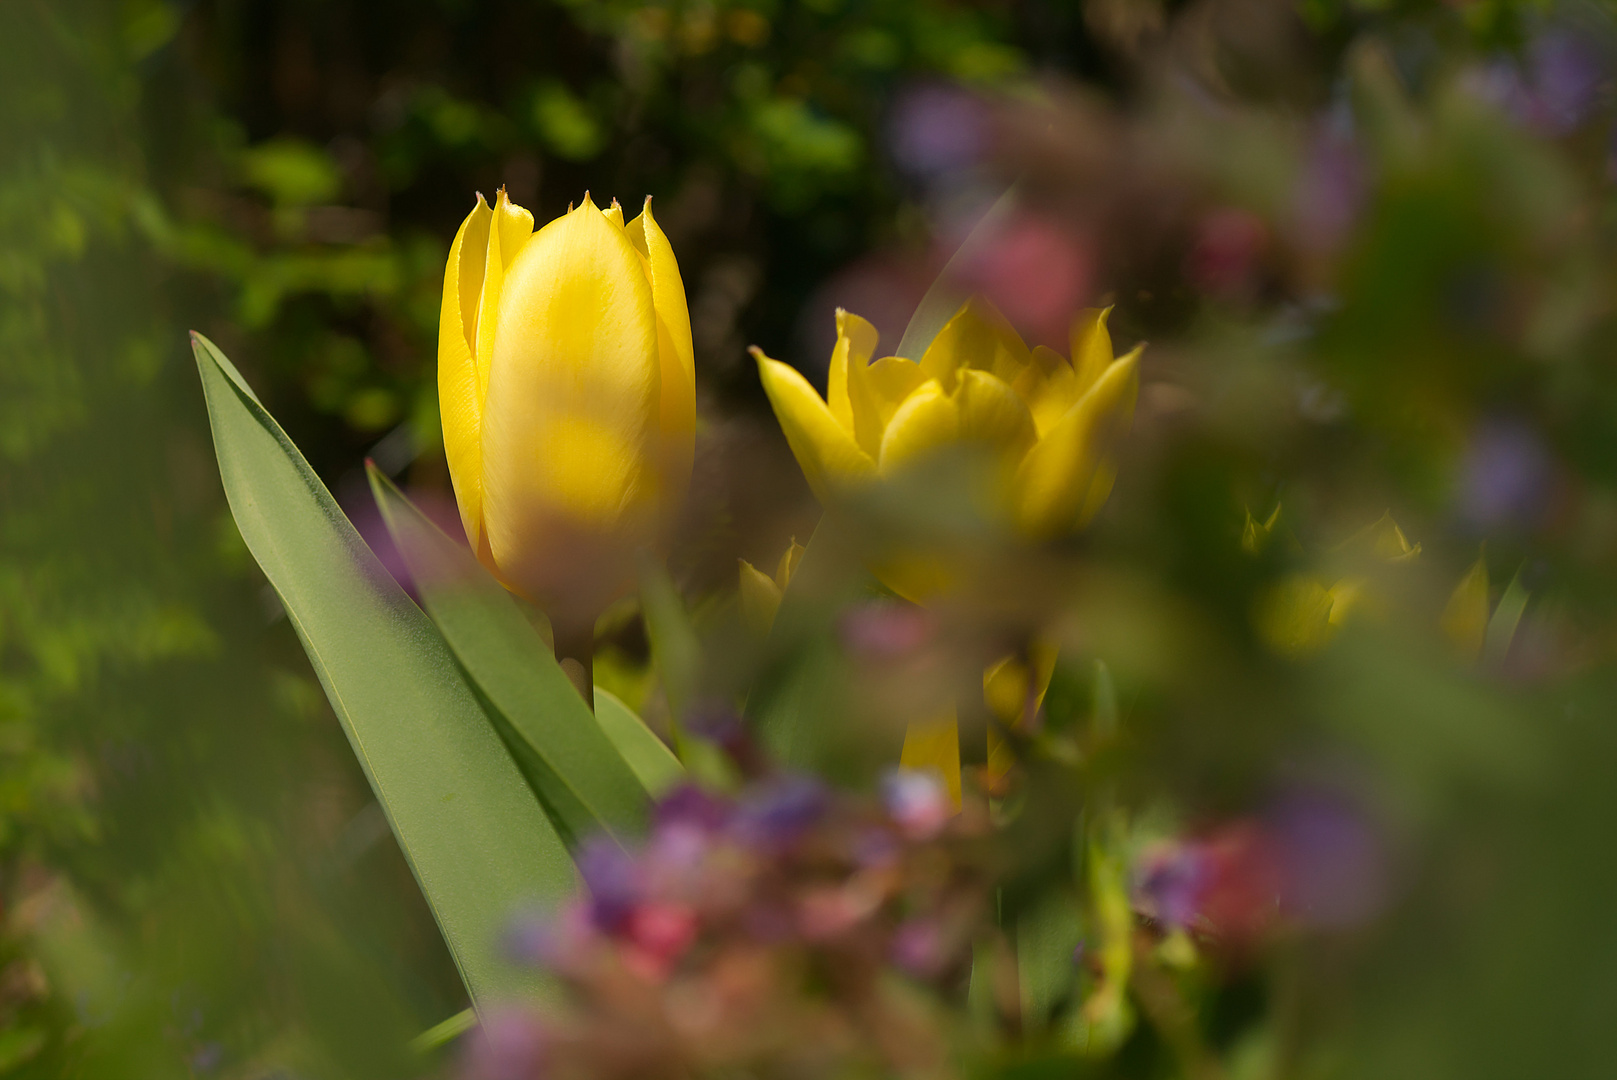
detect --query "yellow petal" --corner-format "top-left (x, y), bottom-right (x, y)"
top-left (738, 558), bottom-right (784, 635)
top-left (753, 348), bottom-right (876, 502)
top-left (877, 379), bottom-right (958, 476)
top-left (919, 295), bottom-right (1030, 392)
top-left (1016, 344), bottom-right (1081, 438)
top-left (1014, 345), bottom-right (1140, 538)
top-left (440, 195), bottom-right (494, 566)
top-left (828, 309), bottom-right (878, 439)
top-left (602, 199), bottom-right (625, 229)
top-left (1442, 554), bottom-right (1490, 662)
top-left (774, 536), bottom-right (805, 589)
top-left (625, 199), bottom-right (696, 516)
top-left (899, 706), bottom-right (961, 811)
top-left (1070, 306), bottom-right (1114, 396)
top-left (955, 369), bottom-right (1036, 461)
top-left (474, 189), bottom-right (537, 407)
top-left (481, 195), bottom-right (662, 626)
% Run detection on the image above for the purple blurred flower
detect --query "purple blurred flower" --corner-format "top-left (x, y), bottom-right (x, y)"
top-left (881, 769), bottom-right (952, 839)
top-left (1293, 127), bottom-right (1365, 253)
top-left (1458, 420), bottom-right (1552, 530)
top-left (464, 1010), bottom-right (547, 1080)
top-left (1267, 790), bottom-right (1388, 928)
top-left (890, 84), bottom-right (989, 180)
top-left (1530, 30), bottom-right (1604, 132)
top-left (1134, 843), bottom-right (1211, 928)
top-left (1467, 29), bottom-right (1606, 135)
top-left (577, 836), bottom-right (641, 932)
top-left (891, 919), bottom-right (946, 977)
top-left (733, 775), bottom-right (827, 848)
top-left (841, 603), bottom-right (934, 659)
top-left (656, 784), bottom-right (734, 832)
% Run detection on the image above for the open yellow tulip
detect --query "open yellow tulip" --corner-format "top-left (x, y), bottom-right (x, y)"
top-left (438, 189), bottom-right (695, 643)
top-left (752, 296), bottom-right (1140, 544)
top-left (753, 296), bottom-right (1140, 805)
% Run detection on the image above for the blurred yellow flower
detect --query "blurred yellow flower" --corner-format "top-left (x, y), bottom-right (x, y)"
top-left (753, 297), bottom-right (1140, 806)
top-left (752, 296), bottom-right (1142, 544)
top-left (438, 189), bottom-right (695, 636)
top-left (738, 537), bottom-right (805, 635)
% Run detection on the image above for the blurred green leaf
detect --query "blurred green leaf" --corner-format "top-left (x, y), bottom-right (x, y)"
top-left (369, 465), bottom-right (650, 848)
top-left (193, 332), bottom-right (568, 1007)
top-left (240, 138), bottom-right (342, 207)
top-left (593, 687), bottom-right (684, 797)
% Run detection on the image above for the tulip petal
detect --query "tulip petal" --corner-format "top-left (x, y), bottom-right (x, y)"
top-left (955, 369), bottom-right (1036, 460)
top-left (1070, 306), bottom-right (1114, 396)
top-left (877, 379), bottom-right (959, 476)
top-left (1016, 344), bottom-right (1080, 438)
top-left (753, 348), bottom-right (876, 502)
top-left (828, 308), bottom-right (878, 441)
top-left (899, 706), bottom-right (961, 810)
top-left (626, 200), bottom-right (696, 514)
top-left (474, 189), bottom-right (536, 408)
top-left (1014, 345), bottom-right (1140, 537)
top-left (602, 200), bottom-right (625, 229)
top-left (920, 295), bottom-right (1030, 392)
top-left (440, 196), bottom-right (493, 563)
top-left (738, 558), bottom-right (784, 635)
top-left (482, 196), bottom-right (663, 625)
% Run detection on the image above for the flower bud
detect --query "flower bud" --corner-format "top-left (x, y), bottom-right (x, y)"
top-left (439, 190), bottom-right (695, 632)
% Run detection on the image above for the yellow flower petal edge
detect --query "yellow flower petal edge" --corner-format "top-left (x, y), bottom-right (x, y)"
top-left (625, 199), bottom-right (696, 516)
top-left (1013, 345), bottom-right (1141, 538)
top-left (752, 347), bottom-right (876, 501)
top-left (439, 194), bottom-right (493, 563)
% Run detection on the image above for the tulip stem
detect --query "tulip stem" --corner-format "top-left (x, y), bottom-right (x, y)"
top-left (555, 626), bottom-right (595, 712)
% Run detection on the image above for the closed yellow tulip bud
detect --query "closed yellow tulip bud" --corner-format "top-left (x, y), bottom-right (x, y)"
top-left (752, 296), bottom-right (1140, 546)
top-left (438, 189), bottom-right (695, 636)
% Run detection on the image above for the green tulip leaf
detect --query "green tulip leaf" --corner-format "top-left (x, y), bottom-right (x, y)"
top-left (192, 331), bottom-right (569, 1008)
top-left (368, 465), bottom-right (652, 848)
top-left (593, 687), bottom-right (684, 797)
top-left (636, 553), bottom-right (700, 742)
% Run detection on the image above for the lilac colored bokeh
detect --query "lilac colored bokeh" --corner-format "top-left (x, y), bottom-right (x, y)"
top-left (463, 1009), bottom-right (547, 1080)
top-left (890, 84), bottom-right (990, 181)
top-left (1458, 420), bottom-right (1552, 530)
top-left (1267, 789), bottom-right (1388, 928)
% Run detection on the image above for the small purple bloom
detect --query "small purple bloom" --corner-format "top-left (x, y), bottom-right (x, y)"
top-left (890, 919), bottom-right (946, 977)
top-left (733, 775), bottom-right (827, 848)
top-left (1530, 29), bottom-right (1603, 133)
top-left (890, 84), bottom-right (989, 181)
top-left (1134, 843), bottom-right (1211, 928)
top-left (464, 1009), bottom-right (546, 1080)
top-left (576, 835), bottom-right (640, 932)
top-left (190, 1043), bottom-right (223, 1074)
top-left (1458, 420), bottom-right (1552, 530)
top-left (655, 784), bottom-right (733, 833)
top-left (1267, 790), bottom-right (1388, 928)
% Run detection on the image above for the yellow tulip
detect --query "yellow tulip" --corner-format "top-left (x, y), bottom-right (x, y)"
top-left (753, 297), bottom-right (1140, 805)
top-left (752, 296), bottom-right (1140, 541)
top-left (438, 189), bottom-right (695, 637)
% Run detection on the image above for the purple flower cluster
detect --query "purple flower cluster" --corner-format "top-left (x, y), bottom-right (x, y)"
top-left (470, 772), bottom-right (987, 1080)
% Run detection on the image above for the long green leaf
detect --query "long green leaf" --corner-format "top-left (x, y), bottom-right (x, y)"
top-left (593, 688), bottom-right (684, 797)
top-left (192, 332), bottom-right (569, 1008)
top-left (368, 465), bottom-right (649, 847)
top-left (637, 553), bottom-right (700, 742)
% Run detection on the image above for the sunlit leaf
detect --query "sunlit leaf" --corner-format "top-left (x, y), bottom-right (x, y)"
top-left (193, 331), bottom-right (568, 1007)
top-left (369, 465), bottom-right (650, 848)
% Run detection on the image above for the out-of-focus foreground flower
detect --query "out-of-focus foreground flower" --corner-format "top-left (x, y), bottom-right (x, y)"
top-left (439, 189), bottom-right (695, 636)
top-left (471, 772), bottom-right (986, 1080)
top-left (753, 298), bottom-right (1141, 563)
